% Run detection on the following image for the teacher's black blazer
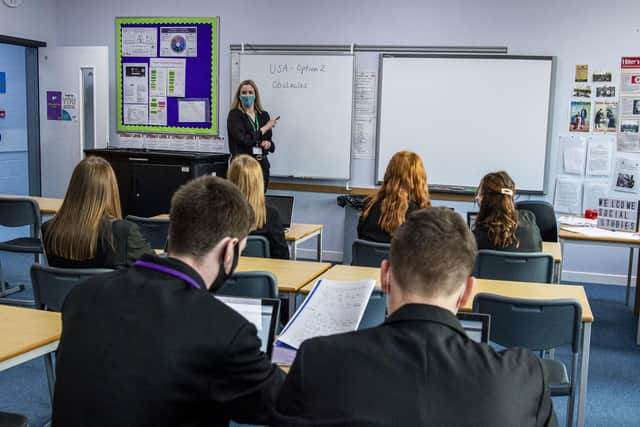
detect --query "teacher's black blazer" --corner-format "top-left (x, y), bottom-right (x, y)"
top-left (274, 304), bottom-right (557, 427)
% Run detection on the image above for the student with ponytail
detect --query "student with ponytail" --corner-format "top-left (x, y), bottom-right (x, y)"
top-left (473, 171), bottom-right (542, 252)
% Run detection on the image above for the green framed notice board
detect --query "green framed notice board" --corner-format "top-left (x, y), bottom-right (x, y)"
top-left (116, 17), bottom-right (218, 135)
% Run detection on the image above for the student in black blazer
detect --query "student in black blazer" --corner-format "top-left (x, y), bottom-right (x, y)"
top-left (473, 171), bottom-right (543, 252)
top-left (52, 177), bottom-right (285, 427)
top-left (42, 156), bottom-right (153, 269)
top-left (275, 208), bottom-right (557, 427)
top-left (228, 155), bottom-right (289, 259)
top-left (227, 79), bottom-right (278, 190)
top-left (358, 151), bottom-right (431, 243)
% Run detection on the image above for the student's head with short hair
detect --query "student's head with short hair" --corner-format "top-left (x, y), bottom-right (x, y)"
top-left (168, 176), bottom-right (254, 258)
top-left (382, 207), bottom-right (477, 314)
top-left (44, 156), bottom-right (122, 260)
top-left (474, 171), bottom-right (518, 248)
top-left (362, 150), bottom-right (431, 235)
top-left (227, 155), bottom-right (266, 229)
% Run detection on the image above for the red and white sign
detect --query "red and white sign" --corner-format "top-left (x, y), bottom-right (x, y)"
top-left (622, 57), bottom-right (640, 69)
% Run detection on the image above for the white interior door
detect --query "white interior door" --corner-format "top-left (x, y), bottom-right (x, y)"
top-left (39, 46), bottom-right (109, 197)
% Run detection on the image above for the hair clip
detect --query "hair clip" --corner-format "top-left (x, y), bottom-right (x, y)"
top-left (500, 188), bottom-right (514, 196)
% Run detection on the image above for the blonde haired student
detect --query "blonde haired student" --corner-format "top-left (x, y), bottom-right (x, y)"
top-left (43, 156), bottom-right (152, 268)
top-left (358, 150), bottom-right (432, 243)
top-left (473, 171), bottom-right (542, 252)
top-left (227, 155), bottom-right (289, 259)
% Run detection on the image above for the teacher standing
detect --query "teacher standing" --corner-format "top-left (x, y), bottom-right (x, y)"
top-left (227, 80), bottom-right (278, 191)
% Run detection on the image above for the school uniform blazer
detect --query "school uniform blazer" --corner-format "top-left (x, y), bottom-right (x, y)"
top-left (251, 205), bottom-right (290, 259)
top-left (43, 218), bottom-right (153, 269)
top-left (357, 200), bottom-right (421, 243)
top-left (274, 304), bottom-right (557, 427)
top-left (52, 254), bottom-right (285, 427)
top-left (474, 209), bottom-right (543, 252)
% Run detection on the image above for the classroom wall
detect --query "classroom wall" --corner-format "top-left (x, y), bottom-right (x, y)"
top-left (0, 0), bottom-right (57, 45)
top-left (44, 0), bottom-right (640, 283)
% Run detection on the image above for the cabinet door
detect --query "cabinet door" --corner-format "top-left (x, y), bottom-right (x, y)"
top-left (131, 162), bottom-right (191, 217)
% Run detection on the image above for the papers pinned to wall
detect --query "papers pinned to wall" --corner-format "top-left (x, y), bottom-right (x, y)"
top-left (554, 177), bottom-right (582, 214)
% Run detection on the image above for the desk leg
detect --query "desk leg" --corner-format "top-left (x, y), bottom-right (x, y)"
top-left (289, 241), bottom-right (297, 261)
top-left (635, 249), bottom-right (640, 315)
top-left (576, 322), bottom-right (591, 427)
top-left (287, 292), bottom-right (297, 319)
top-left (317, 230), bottom-right (323, 262)
top-left (627, 248), bottom-right (634, 306)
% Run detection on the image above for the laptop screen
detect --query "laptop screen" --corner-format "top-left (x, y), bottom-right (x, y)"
top-left (266, 195), bottom-right (294, 229)
top-left (467, 211), bottom-right (478, 230)
top-left (457, 312), bottom-right (491, 343)
top-left (215, 296), bottom-right (280, 357)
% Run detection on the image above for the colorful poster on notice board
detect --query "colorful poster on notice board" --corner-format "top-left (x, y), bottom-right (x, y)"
top-left (0, 72), bottom-right (6, 93)
top-left (47, 91), bottom-right (62, 120)
top-left (116, 17), bottom-right (218, 135)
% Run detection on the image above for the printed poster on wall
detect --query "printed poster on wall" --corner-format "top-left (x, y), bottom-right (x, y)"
top-left (618, 57), bottom-right (640, 151)
top-left (570, 101), bottom-right (591, 132)
top-left (62, 92), bottom-right (77, 121)
top-left (46, 91), bottom-right (62, 120)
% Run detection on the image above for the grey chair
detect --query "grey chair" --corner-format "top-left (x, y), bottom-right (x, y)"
top-left (125, 215), bottom-right (170, 250)
top-left (215, 271), bottom-right (278, 299)
top-left (0, 197), bottom-right (44, 298)
top-left (472, 293), bottom-right (582, 427)
top-left (351, 239), bottom-right (390, 268)
top-left (474, 250), bottom-right (554, 283)
top-left (30, 264), bottom-right (113, 400)
top-left (358, 289), bottom-right (387, 330)
top-left (244, 235), bottom-right (271, 258)
top-left (516, 200), bottom-right (559, 242)
top-left (0, 412), bottom-right (29, 427)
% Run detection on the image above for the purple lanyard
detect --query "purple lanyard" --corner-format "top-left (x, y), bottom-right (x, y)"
top-left (134, 260), bottom-right (202, 290)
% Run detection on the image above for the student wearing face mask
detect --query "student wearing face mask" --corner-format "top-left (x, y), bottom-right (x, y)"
top-left (52, 176), bottom-right (285, 427)
top-left (228, 79), bottom-right (278, 191)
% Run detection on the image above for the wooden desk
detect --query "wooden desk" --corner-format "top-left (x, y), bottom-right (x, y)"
top-left (285, 224), bottom-right (323, 261)
top-left (237, 256), bottom-right (331, 317)
top-left (296, 264), bottom-right (593, 426)
top-left (542, 241), bottom-right (562, 283)
top-left (560, 227), bottom-right (640, 312)
top-left (0, 195), bottom-right (63, 215)
top-left (0, 305), bottom-right (60, 372)
top-left (153, 214), bottom-right (324, 262)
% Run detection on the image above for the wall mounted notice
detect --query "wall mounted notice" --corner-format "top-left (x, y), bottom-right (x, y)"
top-left (116, 17), bottom-right (218, 135)
top-left (618, 57), bottom-right (640, 152)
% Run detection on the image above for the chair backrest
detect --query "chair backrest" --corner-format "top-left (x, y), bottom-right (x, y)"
top-left (0, 197), bottom-right (41, 236)
top-left (125, 215), bottom-right (170, 250)
top-left (352, 239), bottom-right (390, 267)
top-left (516, 200), bottom-right (558, 242)
top-left (358, 289), bottom-right (387, 330)
top-left (215, 271), bottom-right (278, 299)
top-left (30, 264), bottom-right (113, 311)
top-left (244, 235), bottom-right (271, 258)
top-left (474, 250), bottom-right (554, 283)
top-left (472, 293), bottom-right (582, 353)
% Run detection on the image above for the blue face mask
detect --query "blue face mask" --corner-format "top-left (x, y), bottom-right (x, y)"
top-left (240, 95), bottom-right (255, 108)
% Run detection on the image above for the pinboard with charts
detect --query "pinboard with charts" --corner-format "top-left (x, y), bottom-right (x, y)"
top-left (116, 17), bottom-right (218, 135)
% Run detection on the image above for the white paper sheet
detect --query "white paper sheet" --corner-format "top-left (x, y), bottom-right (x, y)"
top-left (148, 96), bottom-right (167, 126)
top-left (149, 67), bottom-right (167, 97)
top-left (582, 182), bottom-right (609, 211)
top-left (115, 133), bottom-right (145, 149)
top-left (563, 145), bottom-right (586, 175)
top-left (586, 138), bottom-right (613, 176)
top-left (554, 177), bottom-right (582, 214)
top-left (123, 104), bottom-right (148, 125)
top-left (276, 279), bottom-right (375, 350)
top-left (150, 58), bottom-right (186, 98)
top-left (123, 63), bottom-right (149, 104)
top-left (613, 155), bottom-right (640, 193)
top-left (121, 27), bottom-right (157, 57)
top-left (352, 119), bottom-right (375, 160)
top-left (159, 26), bottom-right (198, 57)
top-left (178, 100), bottom-right (206, 123)
top-left (558, 216), bottom-right (598, 227)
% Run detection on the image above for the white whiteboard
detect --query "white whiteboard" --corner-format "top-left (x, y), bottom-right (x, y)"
top-left (377, 55), bottom-right (554, 193)
top-left (237, 54), bottom-right (354, 179)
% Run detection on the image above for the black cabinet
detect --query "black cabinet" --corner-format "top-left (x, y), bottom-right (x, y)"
top-left (85, 149), bottom-right (229, 217)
